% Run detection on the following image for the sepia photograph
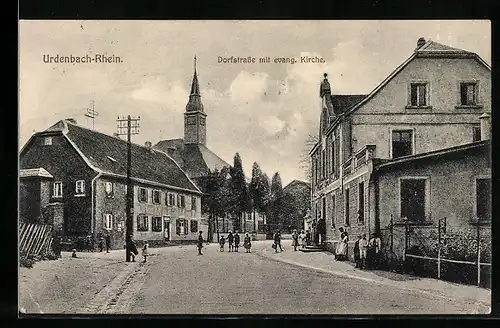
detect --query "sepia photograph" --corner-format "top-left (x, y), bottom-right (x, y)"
top-left (18, 20), bottom-right (491, 315)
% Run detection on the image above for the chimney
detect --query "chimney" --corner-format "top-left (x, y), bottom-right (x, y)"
top-left (416, 37), bottom-right (426, 49)
top-left (145, 141), bottom-right (152, 149)
top-left (479, 113), bottom-right (491, 141)
top-left (66, 118), bottom-right (77, 124)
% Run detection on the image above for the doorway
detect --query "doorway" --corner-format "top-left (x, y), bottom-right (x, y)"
top-left (163, 217), bottom-right (170, 241)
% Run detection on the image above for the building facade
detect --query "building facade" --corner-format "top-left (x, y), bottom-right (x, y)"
top-left (310, 37), bottom-right (491, 260)
top-left (20, 119), bottom-right (204, 249)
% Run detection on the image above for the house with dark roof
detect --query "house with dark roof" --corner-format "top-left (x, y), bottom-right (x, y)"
top-left (153, 59), bottom-right (264, 236)
top-left (309, 37), bottom-right (491, 258)
top-left (20, 119), bottom-right (204, 249)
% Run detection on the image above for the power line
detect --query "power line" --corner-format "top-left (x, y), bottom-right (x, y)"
top-left (84, 100), bottom-right (99, 129)
top-left (116, 115), bottom-right (140, 262)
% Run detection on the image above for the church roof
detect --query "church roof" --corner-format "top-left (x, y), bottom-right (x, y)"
top-left (154, 139), bottom-right (231, 179)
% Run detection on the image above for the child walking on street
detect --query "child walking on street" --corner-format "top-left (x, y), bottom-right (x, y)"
top-left (219, 236), bottom-right (226, 252)
top-left (243, 233), bottom-right (251, 253)
top-left (142, 241), bottom-right (149, 263)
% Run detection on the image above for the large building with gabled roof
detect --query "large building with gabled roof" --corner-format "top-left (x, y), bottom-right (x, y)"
top-left (310, 37), bottom-right (491, 258)
top-left (20, 119), bottom-right (204, 249)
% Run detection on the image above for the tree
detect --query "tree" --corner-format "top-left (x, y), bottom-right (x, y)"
top-left (249, 162), bottom-right (266, 232)
top-left (269, 172), bottom-right (284, 233)
top-left (229, 153), bottom-right (250, 232)
top-left (199, 167), bottom-right (231, 242)
top-left (299, 134), bottom-right (319, 183)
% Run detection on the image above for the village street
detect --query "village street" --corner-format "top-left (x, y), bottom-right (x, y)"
top-left (19, 240), bottom-right (490, 315)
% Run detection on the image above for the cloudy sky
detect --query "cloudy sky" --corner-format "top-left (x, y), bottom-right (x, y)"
top-left (19, 20), bottom-right (490, 185)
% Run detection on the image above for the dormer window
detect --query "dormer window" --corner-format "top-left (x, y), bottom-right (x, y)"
top-left (53, 181), bottom-right (63, 198)
top-left (42, 137), bottom-right (53, 146)
top-left (75, 180), bottom-right (85, 196)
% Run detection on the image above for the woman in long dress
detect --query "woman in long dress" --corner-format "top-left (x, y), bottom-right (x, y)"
top-left (335, 227), bottom-right (348, 261)
top-left (243, 233), bottom-right (252, 253)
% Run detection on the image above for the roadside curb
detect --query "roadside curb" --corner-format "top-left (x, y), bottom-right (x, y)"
top-left (258, 246), bottom-right (490, 312)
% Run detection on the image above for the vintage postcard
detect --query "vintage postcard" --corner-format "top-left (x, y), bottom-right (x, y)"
top-left (18, 20), bottom-right (491, 315)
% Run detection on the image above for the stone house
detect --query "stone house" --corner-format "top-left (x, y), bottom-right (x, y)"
top-left (20, 119), bottom-right (204, 249)
top-left (309, 37), bottom-right (491, 260)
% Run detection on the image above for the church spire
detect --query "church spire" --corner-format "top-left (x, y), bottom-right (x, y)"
top-left (186, 55), bottom-right (204, 112)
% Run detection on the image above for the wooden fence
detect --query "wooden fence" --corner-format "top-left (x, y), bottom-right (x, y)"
top-left (19, 223), bottom-right (54, 259)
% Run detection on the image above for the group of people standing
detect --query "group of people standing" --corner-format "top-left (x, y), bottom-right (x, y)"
top-left (290, 229), bottom-right (312, 251)
top-left (335, 227), bottom-right (382, 270)
top-left (219, 232), bottom-right (252, 253)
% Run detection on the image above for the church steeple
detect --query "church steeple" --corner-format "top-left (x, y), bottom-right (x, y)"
top-left (186, 56), bottom-right (204, 112)
top-left (184, 56), bottom-right (207, 145)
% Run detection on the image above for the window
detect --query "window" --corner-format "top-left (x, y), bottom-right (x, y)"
top-left (190, 220), bottom-right (198, 233)
top-left (400, 178), bottom-right (427, 222)
top-left (358, 181), bottom-right (365, 224)
top-left (138, 188), bottom-right (148, 202)
top-left (392, 130), bottom-right (413, 159)
top-left (176, 219), bottom-right (186, 235)
top-left (331, 195), bottom-right (336, 227)
top-left (75, 180), bottom-right (85, 195)
top-left (409, 83), bottom-right (428, 107)
top-left (473, 126), bottom-right (481, 142)
top-left (105, 182), bottom-right (114, 197)
top-left (460, 82), bottom-right (478, 106)
top-left (168, 193), bottom-right (176, 206)
top-left (191, 197), bottom-right (197, 211)
top-left (177, 195), bottom-right (185, 208)
top-left (42, 137), bottom-right (53, 146)
top-left (152, 216), bottom-right (163, 232)
top-left (152, 190), bottom-right (161, 204)
top-left (345, 188), bottom-right (350, 226)
top-left (321, 149), bottom-right (326, 178)
top-left (322, 197), bottom-right (326, 220)
top-left (53, 182), bottom-right (63, 197)
top-left (475, 178), bottom-right (491, 221)
top-left (137, 215), bottom-right (149, 231)
top-left (103, 213), bottom-right (113, 230)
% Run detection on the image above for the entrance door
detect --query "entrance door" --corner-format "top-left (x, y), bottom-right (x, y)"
top-left (163, 217), bottom-right (170, 241)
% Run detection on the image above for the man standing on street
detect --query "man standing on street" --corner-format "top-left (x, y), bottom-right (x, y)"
top-left (105, 234), bottom-right (111, 253)
top-left (227, 231), bottom-right (234, 252)
top-left (234, 232), bottom-right (240, 252)
top-left (197, 231), bottom-right (204, 255)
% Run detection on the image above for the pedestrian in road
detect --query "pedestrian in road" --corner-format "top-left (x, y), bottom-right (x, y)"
top-left (142, 241), bottom-right (149, 263)
top-left (273, 231), bottom-right (284, 252)
top-left (359, 234), bottom-right (369, 269)
top-left (98, 236), bottom-right (104, 252)
top-left (219, 236), bottom-right (226, 252)
top-left (243, 233), bottom-right (251, 253)
top-left (71, 248), bottom-right (77, 258)
top-left (197, 231), bottom-right (204, 255)
top-left (335, 227), bottom-right (348, 261)
top-left (299, 230), bottom-right (307, 249)
top-left (105, 234), bottom-right (111, 253)
top-left (234, 232), bottom-right (240, 252)
top-left (305, 230), bottom-right (311, 246)
top-left (227, 232), bottom-right (234, 252)
top-left (354, 235), bottom-right (361, 268)
top-left (291, 229), bottom-right (299, 251)
top-left (127, 235), bottom-right (138, 262)
top-left (368, 233), bottom-right (382, 269)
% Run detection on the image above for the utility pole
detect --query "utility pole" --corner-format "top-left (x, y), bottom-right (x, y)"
top-left (85, 101), bottom-right (99, 129)
top-left (117, 115), bottom-right (140, 262)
